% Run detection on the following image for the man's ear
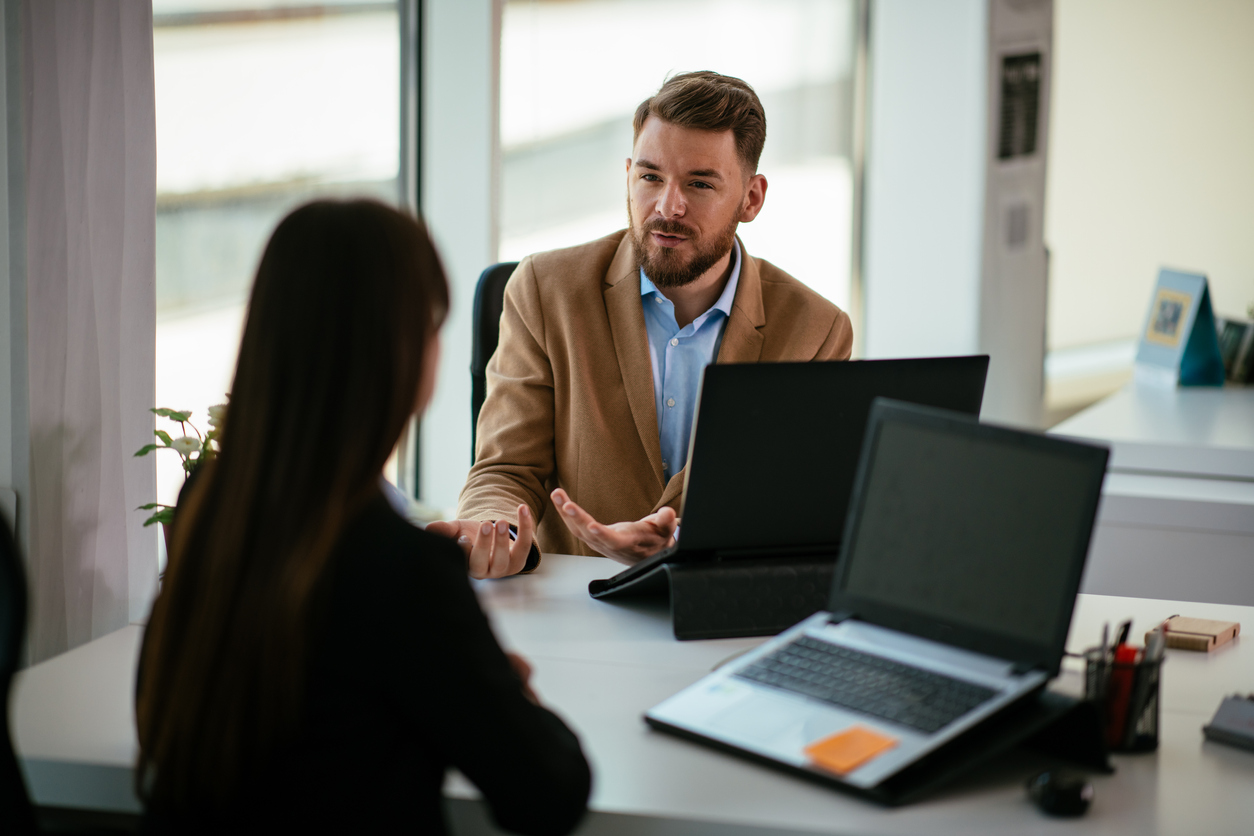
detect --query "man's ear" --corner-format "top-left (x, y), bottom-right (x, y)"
top-left (739, 173), bottom-right (768, 223)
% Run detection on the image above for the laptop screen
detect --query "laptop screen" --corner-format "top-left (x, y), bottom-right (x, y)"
top-left (833, 404), bottom-right (1107, 671)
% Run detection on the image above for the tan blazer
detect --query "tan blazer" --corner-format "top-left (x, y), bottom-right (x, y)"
top-left (457, 230), bottom-right (853, 561)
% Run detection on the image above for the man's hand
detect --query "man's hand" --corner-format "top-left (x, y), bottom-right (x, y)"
top-left (550, 488), bottom-right (677, 566)
top-left (427, 503), bottom-right (535, 579)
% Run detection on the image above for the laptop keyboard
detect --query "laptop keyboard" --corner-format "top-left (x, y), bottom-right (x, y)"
top-left (735, 635), bottom-right (998, 734)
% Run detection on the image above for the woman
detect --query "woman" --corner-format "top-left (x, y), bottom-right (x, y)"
top-left (136, 200), bottom-right (590, 834)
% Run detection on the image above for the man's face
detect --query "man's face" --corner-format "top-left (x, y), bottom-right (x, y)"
top-left (627, 117), bottom-right (765, 288)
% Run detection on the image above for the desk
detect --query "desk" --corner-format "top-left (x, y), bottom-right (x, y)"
top-left (1051, 384), bottom-right (1254, 480)
top-left (14, 555), bottom-right (1254, 834)
top-left (1051, 385), bottom-right (1254, 606)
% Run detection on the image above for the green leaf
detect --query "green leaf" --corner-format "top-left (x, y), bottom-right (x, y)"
top-left (133, 443), bottom-right (160, 457)
top-left (153, 407), bottom-right (193, 422)
top-left (136, 502), bottom-right (160, 510)
top-left (154, 429), bottom-right (174, 445)
top-left (142, 507), bottom-right (175, 527)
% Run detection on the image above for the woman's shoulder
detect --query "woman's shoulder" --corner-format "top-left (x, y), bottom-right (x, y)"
top-left (335, 496), bottom-right (467, 587)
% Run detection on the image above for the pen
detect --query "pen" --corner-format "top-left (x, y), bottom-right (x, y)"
top-left (1107, 643), bottom-right (1139, 747)
top-left (1094, 622), bottom-right (1109, 702)
top-left (1115, 619), bottom-right (1132, 648)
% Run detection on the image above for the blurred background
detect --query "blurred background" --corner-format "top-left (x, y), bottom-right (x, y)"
top-left (151, 0), bottom-right (859, 509)
top-left (151, 0), bottom-right (1254, 514)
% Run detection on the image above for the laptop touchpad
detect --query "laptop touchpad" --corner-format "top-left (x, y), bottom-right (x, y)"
top-left (708, 694), bottom-right (805, 742)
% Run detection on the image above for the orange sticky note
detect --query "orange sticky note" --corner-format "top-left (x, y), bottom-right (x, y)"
top-left (804, 726), bottom-right (898, 775)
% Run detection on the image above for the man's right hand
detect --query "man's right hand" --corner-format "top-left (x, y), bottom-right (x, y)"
top-left (428, 503), bottom-right (535, 579)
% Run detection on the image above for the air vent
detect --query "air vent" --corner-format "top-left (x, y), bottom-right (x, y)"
top-left (998, 52), bottom-right (1041, 160)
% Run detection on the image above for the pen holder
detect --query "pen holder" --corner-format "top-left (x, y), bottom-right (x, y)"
top-left (1084, 650), bottom-right (1162, 752)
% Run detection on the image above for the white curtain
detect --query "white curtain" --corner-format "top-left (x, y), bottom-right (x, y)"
top-left (22, 0), bottom-right (157, 663)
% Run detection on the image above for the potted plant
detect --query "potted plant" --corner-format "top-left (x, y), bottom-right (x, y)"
top-left (135, 401), bottom-right (226, 557)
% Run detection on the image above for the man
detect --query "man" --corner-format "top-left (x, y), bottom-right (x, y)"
top-left (429, 72), bottom-right (852, 577)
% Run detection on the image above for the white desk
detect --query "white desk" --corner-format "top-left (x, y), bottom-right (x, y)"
top-left (13, 554), bottom-right (1254, 834)
top-left (1051, 385), bottom-right (1254, 606)
top-left (1051, 384), bottom-right (1254, 480)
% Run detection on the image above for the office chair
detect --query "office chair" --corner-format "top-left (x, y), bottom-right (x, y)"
top-left (1, 514), bottom-right (36, 834)
top-left (470, 262), bottom-right (519, 461)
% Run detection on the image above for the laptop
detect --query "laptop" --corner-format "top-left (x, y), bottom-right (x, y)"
top-left (590, 356), bottom-right (990, 599)
top-left (644, 399), bottom-right (1109, 792)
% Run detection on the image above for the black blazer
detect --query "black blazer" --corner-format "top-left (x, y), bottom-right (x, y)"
top-left (140, 493), bottom-right (591, 835)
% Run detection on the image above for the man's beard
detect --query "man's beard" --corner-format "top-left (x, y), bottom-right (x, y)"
top-left (629, 205), bottom-right (739, 289)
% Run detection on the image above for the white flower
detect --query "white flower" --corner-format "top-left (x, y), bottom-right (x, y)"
top-left (170, 436), bottom-right (201, 455)
top-left (207, 403), bottom-right (227, 429)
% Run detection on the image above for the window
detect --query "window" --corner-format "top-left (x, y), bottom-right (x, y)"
top-left (499, 0), bottom-right (858, 310)
top-left (152, 1), bottom-right (402, 511)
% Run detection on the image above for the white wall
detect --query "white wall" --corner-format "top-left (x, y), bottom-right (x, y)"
top-left (419, 0), bottom-right (500, 515)
top-left (1047, 0), bottom-right (1254, 351)
top-left (862, 0), bottom-right (988, 360)
top-left (1, 0), bottom-right (31, 582)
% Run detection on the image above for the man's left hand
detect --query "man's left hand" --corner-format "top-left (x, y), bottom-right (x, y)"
top-left (549, 488), bottom-right (677, 566)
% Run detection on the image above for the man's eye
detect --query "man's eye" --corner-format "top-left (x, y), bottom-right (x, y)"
top-left (642, 173), bottom-right (661, 182)
top-left (691, 181), bottom-right (713, 189)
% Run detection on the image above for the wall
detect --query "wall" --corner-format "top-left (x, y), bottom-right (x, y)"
top-left (0, 2), bottom-right (24, 540)
top-left (1046, 0), bottom-right (1254, 352)
top-left (419, 0), bottom-right (500, 515)
top-left (862, 0), bottom-right (988, 361)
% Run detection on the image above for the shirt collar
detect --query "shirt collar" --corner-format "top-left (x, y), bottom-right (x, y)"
top-left (640, 239), bottom-right (742, 320)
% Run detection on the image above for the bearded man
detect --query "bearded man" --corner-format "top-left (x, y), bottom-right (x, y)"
top-left (430, 71), bottom-right (853, 577)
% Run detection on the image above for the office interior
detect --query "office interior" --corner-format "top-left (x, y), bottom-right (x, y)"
top-left (1, 0), bottom-right (1252, 832)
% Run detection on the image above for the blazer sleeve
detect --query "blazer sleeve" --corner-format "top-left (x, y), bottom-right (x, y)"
top-left (399, 539), bottom-right (591, 836)
top-left (814, 308), bottom-right (854, 361)
top-left (457, 257), bottom-right (556, 552)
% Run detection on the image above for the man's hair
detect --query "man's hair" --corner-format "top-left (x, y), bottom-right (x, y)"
top-left (632, 71), bottom-right (766, 174)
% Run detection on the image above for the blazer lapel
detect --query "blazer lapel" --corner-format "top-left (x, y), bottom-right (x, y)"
top-left (603, 235), bottom-right (666, 488)
top-left (716, 236), bottom-right (766, 364)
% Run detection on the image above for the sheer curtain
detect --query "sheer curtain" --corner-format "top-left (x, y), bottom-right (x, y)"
top-left (21, 0), bottom-right (157, 663)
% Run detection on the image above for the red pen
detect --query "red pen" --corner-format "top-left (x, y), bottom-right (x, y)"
top-left (1106, 643), bottom-right (1139, 747)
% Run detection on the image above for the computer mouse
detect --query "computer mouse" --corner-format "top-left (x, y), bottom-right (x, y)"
top-left (1026, 770), bottom-right (1094, 817)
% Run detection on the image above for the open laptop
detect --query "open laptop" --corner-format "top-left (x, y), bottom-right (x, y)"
top-left (644, 399), bottom-right (1109, 792)
top-left (590, 356), bottom-right (989, 599)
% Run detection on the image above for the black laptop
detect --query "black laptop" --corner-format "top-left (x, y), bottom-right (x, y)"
top-left (589, 356), bottom-right (990, 601)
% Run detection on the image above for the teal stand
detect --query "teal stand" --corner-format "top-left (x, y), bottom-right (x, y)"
top-left (1134, 269), bottom-right (1226, 387)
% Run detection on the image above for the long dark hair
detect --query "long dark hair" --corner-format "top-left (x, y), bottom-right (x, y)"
top-left (136, 200), bottom-right (449, 809)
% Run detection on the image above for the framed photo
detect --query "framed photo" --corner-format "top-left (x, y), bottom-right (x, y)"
top-left (1144, 288), bottom-right (1193, 348)
top-left (1134, 269), bottom-right (1224, 387)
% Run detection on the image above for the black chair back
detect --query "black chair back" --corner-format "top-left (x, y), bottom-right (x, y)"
top-left (470, 262), bottom-right (519, 461)
top-left (0, 514), bottom-right (36, 833)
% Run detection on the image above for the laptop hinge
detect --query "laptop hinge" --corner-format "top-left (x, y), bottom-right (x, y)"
top-left (1011, 660), bottom-right (1038, 676)
top-left (827, 610), bottom-right (855, 625)
top-left (710, 543), bottom-right (839, 562)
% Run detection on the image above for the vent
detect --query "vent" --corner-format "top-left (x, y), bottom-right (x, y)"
top-left (998, 52), bottom-right (1041, 160)
top-left (1006, 203), bottom-right (1029, 249)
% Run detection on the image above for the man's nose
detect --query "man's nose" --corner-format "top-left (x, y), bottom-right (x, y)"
top-left (656, 182), bottom-right (685, 219)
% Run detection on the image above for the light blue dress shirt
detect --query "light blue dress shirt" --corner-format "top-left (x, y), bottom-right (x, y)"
top-left (640, 241), bottom-right (742, 482)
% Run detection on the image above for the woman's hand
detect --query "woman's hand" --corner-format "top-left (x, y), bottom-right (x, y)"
top-left (428, 503), bottom-right (535, 579)
top-left (506, 652), bottom-right (539, 704)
